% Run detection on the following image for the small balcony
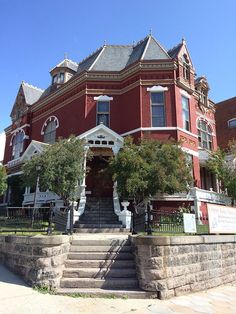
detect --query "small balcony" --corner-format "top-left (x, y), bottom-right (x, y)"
top-left (190, 187), bottom-right (231, 205)
top-left (7, 157), bottom-right (22, 168)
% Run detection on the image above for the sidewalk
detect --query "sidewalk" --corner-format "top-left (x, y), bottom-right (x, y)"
top-left (0, 264), bottom-right (236, 314)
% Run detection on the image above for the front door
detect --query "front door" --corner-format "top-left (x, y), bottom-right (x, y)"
top-left (86, 156), bottom-right (113, 197)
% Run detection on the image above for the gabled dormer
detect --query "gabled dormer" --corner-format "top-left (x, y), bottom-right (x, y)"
top-left (10, 81), bottom-right (44, 124)
top-left (195, 76), bottom-right (214, 114)
top-left (168, 38), bottom-right (195, 89)
top-left (50, 58), bottom-right (78, 87)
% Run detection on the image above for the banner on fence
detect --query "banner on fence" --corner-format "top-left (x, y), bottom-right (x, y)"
top-left (183, 213), bottom-right (196, 233)
top-left (208, 204), bottom-right (236, 234)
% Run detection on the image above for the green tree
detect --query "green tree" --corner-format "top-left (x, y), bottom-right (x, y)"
top-left (23, 136), bottom-right (90, 206)
top-left (109, 137), bottom-right (193, 206)
top-left (0, 165), bottom-right (7, 196)
top-left (207, 142), bottom-right (236, 205)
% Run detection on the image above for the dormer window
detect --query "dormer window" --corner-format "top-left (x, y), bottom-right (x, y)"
top-left (52, 75), bottom-right (57, 84)
top-left (59, 72), bottom-right (64, 83)
top-left (52, 72), bottom-right (65, 85)
top-left (182, 54), bottom-right (190, 81)
top-left (199, 88), bottom-right (208, 106)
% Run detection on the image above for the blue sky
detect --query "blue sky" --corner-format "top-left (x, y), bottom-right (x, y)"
top-left (1, 0), bottom-right (236, 133)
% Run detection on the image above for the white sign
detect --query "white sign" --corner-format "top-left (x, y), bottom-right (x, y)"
top-left (208, 204), bottom-right (236, 234)
top-left (183, 213), bottom-right (197, 233)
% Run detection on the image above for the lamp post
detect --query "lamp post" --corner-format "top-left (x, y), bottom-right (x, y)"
top-left (31, 165), bottom-right (41, 227)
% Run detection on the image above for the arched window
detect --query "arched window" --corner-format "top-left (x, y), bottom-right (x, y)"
top-left (12, 131), bottom-right (24, 159)
top-left (41, 116), bottom-right (59, 144)
top-left (197, 120), bottom-right (213, 150)
top-left (44, 120), bottom-right (57, 143)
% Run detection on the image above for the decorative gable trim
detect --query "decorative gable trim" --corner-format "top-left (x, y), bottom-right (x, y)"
top-left (21, 140), bottom-right (48, 162)
top-left (147, 85), bottom-right (168, 92)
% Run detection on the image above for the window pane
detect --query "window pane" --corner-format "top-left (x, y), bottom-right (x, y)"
top-left (151, 92), bottom-right (164, 104)
top-left (97, 114), bottom-right (109, 127)
top-left (152, 117), bottom-right (165, 127)
top-left (182, 96), bottom-right (189, 110)
top-left (229, 119), bottom-right (236, 128)
top-left (152, 105), bottom-right (164, 116)
top-left (97, 101), bottom-right (109, 112)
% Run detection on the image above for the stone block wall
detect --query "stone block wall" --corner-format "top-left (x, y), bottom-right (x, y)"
top-left (132, 235), bottom-right (236, 299)
top-left (0, 235), bottom-right (71, 288)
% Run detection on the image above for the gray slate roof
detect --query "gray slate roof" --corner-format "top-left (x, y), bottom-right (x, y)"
top-left (51, 58), bottom-right (78, 72)
top-left (168, 43), bottom-right (182, 58)
top-left (22, 82), bottom-right (44, 105)
top-left (77, 35), bottom-right (171, 73)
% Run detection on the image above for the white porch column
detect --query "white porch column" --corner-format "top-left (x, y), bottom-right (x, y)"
top-left (111, 144), bottom-right (131, 228)
top-left (76, 146), bottom-right (89, 221)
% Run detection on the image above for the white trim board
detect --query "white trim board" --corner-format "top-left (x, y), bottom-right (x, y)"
top-left (121, 127), bottom-right (198, 138)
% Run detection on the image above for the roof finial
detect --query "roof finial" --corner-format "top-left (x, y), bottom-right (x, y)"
top-left (182, 37), bottom-right (186, 45)
top-left (149, 28), bottom-right (152, 36)
top-left (64, 52), bottom-right (68, 59)
top-left (103, 39), bottom-right (107, 46)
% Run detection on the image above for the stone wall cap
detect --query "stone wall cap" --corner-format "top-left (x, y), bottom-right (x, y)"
top-left (132, 234), bottom-right (236, 246)
top-left (3, 235), bottom-right (71, 245)
top-left (132, 235), bottom-right (171, 246)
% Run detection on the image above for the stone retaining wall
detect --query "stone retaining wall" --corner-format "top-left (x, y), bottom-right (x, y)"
top-left (132, 235), bottom-right (236, 299)
top-left (0, 235), bottom-right (71, 288)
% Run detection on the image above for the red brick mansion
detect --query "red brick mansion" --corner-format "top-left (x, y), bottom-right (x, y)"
top-left (1, 34), bottom-right (231, 227)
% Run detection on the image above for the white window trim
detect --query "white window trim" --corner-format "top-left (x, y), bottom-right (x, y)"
top-left (147, 85), bottom-right (168, 92)
top-left (180, 89), bottom-right (191, 99)
top-left (41, 116), bottom-right (59, 135)
top-left (228, 117), bottom-right (236, 128)
top-left (181, 146), bottom-right (199, 157)
top-left (94, 95), bottom-right (113, 101)
top-left (10, 129), bottom-right (28, 146)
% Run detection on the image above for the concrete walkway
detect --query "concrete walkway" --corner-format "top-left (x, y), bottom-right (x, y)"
top-left (0, 265), bottom-right (236, 314)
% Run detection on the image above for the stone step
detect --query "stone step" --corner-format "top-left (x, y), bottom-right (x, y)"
top-left (65, 259), bottom-right (135, 269)
top-left (80, 213), bottom-right (118, 221)
top-left (56, 287), bottom-right (155, 299)
top-left (63, 267), bottom-right (136, 278)
top-left (67, 252), bottom-right (134, 260)
top-left (71, 239), bottom-right (130, 246)
top-left (73, 228), bottom-right (128, 233)
top-left (82, 210), bottom-right (117, 215)
top-left (60, 278), bottom-right (139, 289)
top-left (78, 219), bottom-right (120, 224)
top-left (74, 223), bottom-right (123, 228)
top-left (69, 245), bottom-right (131, 253)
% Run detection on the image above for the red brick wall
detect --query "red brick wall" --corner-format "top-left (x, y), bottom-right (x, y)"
top-left (215, 97), bottom-right (236, 149)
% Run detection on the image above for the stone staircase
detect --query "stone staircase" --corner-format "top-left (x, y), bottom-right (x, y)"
top-left (74, 197), bottom-right (125, 233)
top-left (58, 235), bottom-right (153, 298)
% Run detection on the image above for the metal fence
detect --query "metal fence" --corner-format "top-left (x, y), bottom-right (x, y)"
top-left (0, 207), bottom-right (53, 234)
top-left (132, 206), bottom-right (209, 235)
